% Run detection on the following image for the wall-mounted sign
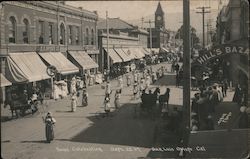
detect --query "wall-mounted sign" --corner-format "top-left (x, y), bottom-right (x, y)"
top-left (193, 44), bottom-right (249, 66)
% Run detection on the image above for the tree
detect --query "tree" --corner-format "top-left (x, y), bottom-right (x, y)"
top-left (175, 25), bottom-right (200, 47)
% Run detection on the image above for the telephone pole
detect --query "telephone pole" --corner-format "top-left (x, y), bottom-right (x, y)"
top-left (196, 6), bottom-right (211, 49)
top-left (144, 20), bottom-right (154, 51)
top-left (106, 11), bottom-right (110, 80)
top-left (141, 17), bottom-right (144, 29)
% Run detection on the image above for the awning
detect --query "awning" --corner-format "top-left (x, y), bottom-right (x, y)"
top-left (151, 48), bottom-right (160, 54)
top-left (103, 48), bottom-right (122, 63)
top-left (6, 52), bottom-right (50, 83)
top-left (161, 47), bottom-right (170, 53)
top-left (114, 48), bottom-right (131, 62)
top-left (39, 52), bottom-right (79, 75)
top-left (143, 48), bottom-right (152, 55)
top-left (68, 51), bottom-right (98, 70)
top-left (122, 48), bottom-right (137, 60)
top-left (134, 48), bottom-right (145, 58)
top-left (0, 73), bottom-right (11, 87)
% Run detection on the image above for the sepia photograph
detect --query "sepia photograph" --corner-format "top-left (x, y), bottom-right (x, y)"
top-left (0, 0), bottom-right (249, 158)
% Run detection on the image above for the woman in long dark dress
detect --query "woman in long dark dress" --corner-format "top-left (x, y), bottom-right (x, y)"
top-left (233, 84), bottom-right (243, 105)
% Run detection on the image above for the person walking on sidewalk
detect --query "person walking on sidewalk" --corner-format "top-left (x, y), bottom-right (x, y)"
top-left (104, 93), bottom-right (111, 116)
top-left (105, 81), bottom-right (112, 96)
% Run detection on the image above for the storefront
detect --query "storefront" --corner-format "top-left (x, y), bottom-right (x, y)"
top-left (67, 51), bottom-right (99, 85)
top-left (38, 52), bottom-right (79, 80)
top-left (4, 52), bottom-right (50, 103)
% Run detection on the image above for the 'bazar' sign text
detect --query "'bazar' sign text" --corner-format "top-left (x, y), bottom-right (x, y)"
top-left (195, 44), bottom-right (249, 65)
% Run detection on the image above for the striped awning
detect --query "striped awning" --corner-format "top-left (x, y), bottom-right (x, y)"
top-left (114, 48), bottom-right (131, 62)
top-left (68, 51), bottom-right (98, 70)
top-left (39, 52), bottom-right (79, 75)
top-left (103, 48), bottom-right (123, 63)
top-left (6, 52), bottom-right (50, 83)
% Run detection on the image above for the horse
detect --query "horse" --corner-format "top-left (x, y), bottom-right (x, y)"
top-left (159, 88), bottom-right (170, 112)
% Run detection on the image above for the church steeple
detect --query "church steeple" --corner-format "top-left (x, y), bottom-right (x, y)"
top-left (155, 2), bottom-right (165, 30)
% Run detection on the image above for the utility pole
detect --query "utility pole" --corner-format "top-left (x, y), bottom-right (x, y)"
top-left (106, 11), bottom-right (110, 80)
top-left (206, 22), bottom-right (212, 46)
top-left (183, 0), bottom-right (191, 129)
top-left (144, 20), bottom-right (154, 51)
top-left (196, 6), bottom-right (211, 49)
top-left (141, 17), bottom-right (144, 29)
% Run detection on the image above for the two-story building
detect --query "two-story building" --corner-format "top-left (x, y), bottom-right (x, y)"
top-left (0, 1), bottom-right (99, 103)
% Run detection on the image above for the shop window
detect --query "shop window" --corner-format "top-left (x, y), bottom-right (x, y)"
top-left (23, 19), bottom-right (29, 44)
top-left (38, 21), bottom-right (44, 44)
top-left (60, 23), bottom-right (65, 45)
top-left (9, 16), bottom-right (16, 43)
top-left (68, 25), bottom-right (73, 45)
top-left (91, 29), bottom-right (94, 45)
top-left (85, 28), bottom-right (89, 45)
top-left (49, 23), bottom-right (54, 44)
top-left (76, 26), bottom-right (80, 45)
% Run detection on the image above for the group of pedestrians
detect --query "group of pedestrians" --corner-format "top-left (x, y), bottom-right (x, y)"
top-left (190, 83), bottom-right (225, 131)
top-left (70, 76), bottom-right (88, 112)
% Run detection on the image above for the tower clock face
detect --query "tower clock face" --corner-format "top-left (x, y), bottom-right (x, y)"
top-left (157, 16), bottom-right (162, 20)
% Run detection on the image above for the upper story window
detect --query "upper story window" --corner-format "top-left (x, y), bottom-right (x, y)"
top-left (9, 16), bottom-right (16, 43)
top-left (49, 23), bottom-right (54, 44)
top-left (38, 21), bottom-right (44, 44)
top-left (60, 23), bottom-right (65, 45)
top-left (68, 25), bottom-right (73, 45)
top-left (23, 19), bottom-right (29, 44)
top-left (85, 28), bottom-right (89, 45)
top-left (76, 26), bottom-right (80, 45)
top-left (91, 29), bottom-right (94, 45)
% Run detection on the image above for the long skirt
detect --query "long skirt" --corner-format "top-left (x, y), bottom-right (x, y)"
top-left (71, 100), bottom-right (77, 112)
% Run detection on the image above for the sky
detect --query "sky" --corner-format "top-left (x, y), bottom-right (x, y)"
top-left (67, 0), bottom-right (229, 33)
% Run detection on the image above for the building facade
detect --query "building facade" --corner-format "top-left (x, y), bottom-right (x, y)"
top-left (0, 1), bottom-right (99, 103)
top-left (215, 0), bottom-right (249, 103)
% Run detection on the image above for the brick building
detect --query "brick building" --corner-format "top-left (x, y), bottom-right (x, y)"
top-left (0, 1), bottom-right (99, 103)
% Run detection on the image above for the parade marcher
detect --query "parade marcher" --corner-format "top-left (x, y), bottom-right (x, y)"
top-left (133, 83), bottom-right (139, 100)
top-left (117, 76), bottom-right (123, 93)
top-left (114, 89), bottom-right (121, 109)
top-left (104, 93), bottom-right (111, 116)
top-left (105, 81), bottom-right (112, 96)
top-left (70, 76), bottom-right (77, 94)
top-left (71, 92), bottom-right (77, 112)
top-left (145, 76), bottom-right (151, 90)
top-left (82, 89), bottom-right (88, 107)
top-left (53, 81), bottom-right (59, 100)
top-left (126, 74), bottom-right (131, 87)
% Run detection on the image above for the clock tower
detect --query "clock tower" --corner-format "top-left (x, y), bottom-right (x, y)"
top-left (155, 2), bottom-right (165, 30)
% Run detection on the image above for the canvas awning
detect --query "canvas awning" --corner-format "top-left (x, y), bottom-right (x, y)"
top-left (103, 48), bottom-right (122, 63)
top-left (143, 48), bottom-right (152, 55)
top-left (0, 73), bottom-right (11, 87)
top-left (134, 48), bottom-right (145, 58)
top-left (114, 48), bottom-right (131, 62)
top-left (161, 47), bottom-right (170, 53)
top-left (122, 48), bottom-right (137, 59)
top-left (39, 52), bottom-right (79, 75)
top-left (68, 51), bottom-right (98, 70)
top-left (5, 52), bottom-right (50, 83)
